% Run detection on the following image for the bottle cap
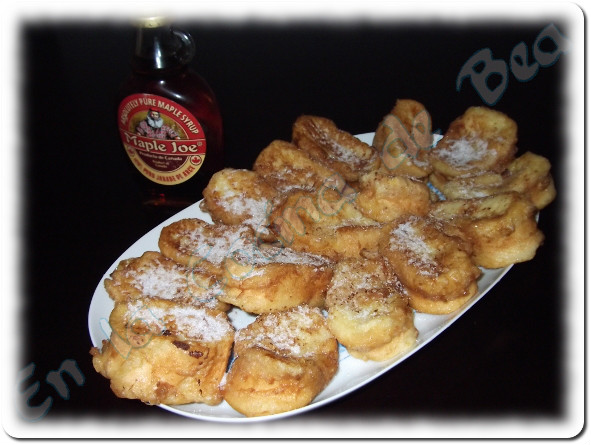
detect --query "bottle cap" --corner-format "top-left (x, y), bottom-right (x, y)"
top-left (132, 17), bottom-right (171, 28)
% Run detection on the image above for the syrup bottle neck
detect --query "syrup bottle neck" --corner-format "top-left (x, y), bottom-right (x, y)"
top-left (131, 19), bottom-right (195, 74)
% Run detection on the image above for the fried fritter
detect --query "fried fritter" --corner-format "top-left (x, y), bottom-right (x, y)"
top-left (372, 99), bottom-right (434, 178)
top-left (252, 139), bottom-right (342, 193)
top-left (159, 218), bottom-right (255, 277)
top-left (428, 170), bottom-right (504, 200)
top-left (219, 244), bottom-right (334, 314)
top-left (428, 152), bottom-right (556, 210)
top-left (273, 224), bottom-right (386, 262)
top-left (325, 258), bottom-right (417, 361)
top-left (379, 216), bottom-right (481, 315)
top-left (501, 151), bottom-right (557, 210)
top-left (429, 192), bottom-right (545, 269)
top-left (201, 168), bottom-right (278, 240)
top-left (104, 251), bottom-right (230, 312)
top-left (429, 106), bottom-right (517, 177)
top-left (292, 115), bottom-right (380, 183)
top-left (223, 305), bottom-right (338, 417)
top-left (354, 171), bottom-right (431, 223)
top-left (267, 186), bottom-right (383, 261)
top-left (90, 298), bottom-right (234, 406)
top-left (268, 187), bottom-right (374, 231)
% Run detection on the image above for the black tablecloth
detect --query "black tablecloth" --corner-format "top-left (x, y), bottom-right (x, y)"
top-left (17, 17), bottom-right (570, 437)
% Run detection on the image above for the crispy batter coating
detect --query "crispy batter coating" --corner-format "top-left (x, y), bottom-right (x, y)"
top-left (429, 106), bottom-right (517, 177)
top-left (223, 305), bottom-right (338, 417)
top-left (325, 258), bottom-right (417, 361)
top-left (379, 216), bottom-right (481, 315)
top-left (104, 251), bottom-right (230, 312)
top-left (355, 171), bottom-right (431, 223)
top-left (159, 218), bottom-right (255, 277)
top-left (219, 244), bottom-right (334, 314)
top-left (90, 298), bottom-right (234, 406)
top-left (429, 152), bottom-right (556, 210)
top-left (268, 187), bottom-right (374, 230)
top-left (202, 168), bottom-right (278, 239)
top-left (429, 192), bottom-right (545, 269)
top-left (253, 139), bottom-right (341, 193)
top-left (429, 170), bottom-right (504, 200)
top-left (272, 224), bottom-right (386, 262)
top-left (292, 115), bottom-right (380, 183)
top-left (93, 104), bottom-right (556, 416)
top-left (267, 187), bottom-right (383, 261)
top-left (373, 99), bottom-right (434, 178)
top-left (501, 151), bottom-right (557, 210)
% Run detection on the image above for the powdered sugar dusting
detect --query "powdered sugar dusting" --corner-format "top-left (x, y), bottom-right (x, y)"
top-left (180, 225), bottom-right (252, 266)
top-left (390, 218), bottom-right (436, 275)
top-left (435, 138), bottom-right (492, 169)
top-left (123, 257), bottom-right (224, 309)
top-left (327, 260), bottom-right (384, 297)
top-left (126, 300), bottom-right (232, 343)
top-left (230, 244), bottom-right (330, 269)
top-left (218, 188), bottom-right (272, 234)
top-left (126, 259), bottom-right (187, 301)
top-left (235, 306), bottom-right (322, 357)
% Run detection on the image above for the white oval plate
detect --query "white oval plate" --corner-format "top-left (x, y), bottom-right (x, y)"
top-left (88, 133), bottom-right (513, 423)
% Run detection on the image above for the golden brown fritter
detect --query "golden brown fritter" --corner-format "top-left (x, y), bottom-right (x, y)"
top-left (159, 218), bottom-right (255, 277)
top-left (354, 171), bottom-right (431, 223)
top-left (104, 251), bottom-right (230, 312)
top-left (219, 244), bottom-right (334, 314)
top-left (429, 192), bottom-right (545, 268)
top-left (429, 106), bottom-right (517, 177)
top-left (428, 151), bottom-right (556, 210)
top-left (372, 99), bottom-right (434, 178)
top-left (202, 168), bottom-right (279, 240)
top-left (223, 305), bottom-right (338, 417)
top-left (90, 298), bottom-right (234, 406)
top-left (325, 258), bottom-right (417, 361)
top-left (379, 216), bottom-right (481, 314)
top-left (292, 115), bottom-right (380, 183)
top-left (253, 139), bottom-right (342, 193)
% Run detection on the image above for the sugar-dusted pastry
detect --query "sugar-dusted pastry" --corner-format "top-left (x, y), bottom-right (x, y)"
top-left (429, 106), bottom-right (517, 177)
top-left (90, 298), bottom-right (234, 406)
top-left (223, 305), bottom-right (338, 417)
top-left (104, 250), bottom-right (230, 312)
top-left (372, 99), bottom-right (434, 178)
top-left (220, 244), bottom-right (333, 314)
top-left (253, 139), bottom-right (344, 194)
top-left (354, 170), bottom-right (431, 223)
top-left (292, 115), bottom-right (380, 183)
top-left (325, 258), bottom-right (417, 361)
top-left (429, 192), bottom-right (545, 269)
top-left (201, 168), bottom-right (279, 240)
top-left (159, 218), bottom-right (255, 276)
top-left (379, 215), bottom-right (481, 315)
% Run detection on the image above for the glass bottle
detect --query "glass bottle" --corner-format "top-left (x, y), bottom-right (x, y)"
top-left (117, 17), bottom-right (223, 212)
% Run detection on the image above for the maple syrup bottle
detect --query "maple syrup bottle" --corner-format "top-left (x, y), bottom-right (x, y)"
top-left (117, 17), bottom-right (223, 212)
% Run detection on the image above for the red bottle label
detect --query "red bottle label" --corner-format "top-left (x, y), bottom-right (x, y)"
top-left (118, 93), bottom-right (206, 185)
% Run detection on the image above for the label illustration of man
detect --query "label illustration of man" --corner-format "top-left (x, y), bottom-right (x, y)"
top-left (136, 109), bottom-right (181, 140)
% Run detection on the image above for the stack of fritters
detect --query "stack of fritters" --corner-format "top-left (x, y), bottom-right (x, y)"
top-left (91, 100), bottom-right (555, 417)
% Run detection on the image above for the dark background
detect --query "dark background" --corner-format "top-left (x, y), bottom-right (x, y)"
top-left (18, 16), bottom-right (570, 435)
